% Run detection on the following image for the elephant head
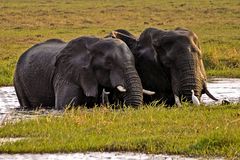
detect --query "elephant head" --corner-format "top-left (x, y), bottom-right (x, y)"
top-left (55, 37), bottom-right (143, 107)
top-left (108, 28), bottom-right (218, 105)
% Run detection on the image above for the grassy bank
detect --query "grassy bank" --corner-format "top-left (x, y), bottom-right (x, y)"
top-left (0, 104), bottom-right (239, 158)
top-left (0, 0), bottom-right (240, 86)
top-left (207, 68), bottom-right (240, 78)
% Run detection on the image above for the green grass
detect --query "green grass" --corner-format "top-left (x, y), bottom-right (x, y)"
top-left (207, 68), bottom-right (240, 78)
top-left (0, 0), bottom-right (240, 86)
top-left (0, 104), bottom-right (239, 158)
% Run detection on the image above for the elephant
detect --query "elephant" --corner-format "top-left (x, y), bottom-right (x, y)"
top-left (107, 27), bottom-right (218, 106)
top-left (14, 36), bottom-right (144, 110)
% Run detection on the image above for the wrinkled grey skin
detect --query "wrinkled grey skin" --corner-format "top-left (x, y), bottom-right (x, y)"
top-left (14, 37), bottom-right (143, 109)
top-left (107, 28), bottom-right (217, 105)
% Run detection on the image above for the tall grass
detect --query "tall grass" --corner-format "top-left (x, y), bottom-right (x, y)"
top-left (0, 0), bottom-right (240, 86)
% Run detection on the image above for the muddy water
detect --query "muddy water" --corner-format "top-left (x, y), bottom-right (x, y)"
top-left (0, 78), bottom-right (239, 159)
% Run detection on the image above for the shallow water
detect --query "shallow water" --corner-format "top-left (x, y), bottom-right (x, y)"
top-left (201, 78), bottom-right (240, 104)
top-left (0, 78), bottom-right (239, 159)
top-left (0, 152), bottom-right (206, 160)
top-left (0, 78), bottom-right (239, 112)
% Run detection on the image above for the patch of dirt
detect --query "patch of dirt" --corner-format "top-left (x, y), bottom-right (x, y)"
top-left (0, 137), bottom-right (25, 145)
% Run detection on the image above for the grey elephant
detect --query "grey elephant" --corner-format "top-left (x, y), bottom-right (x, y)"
top-left (14, 36), bottom-right (145, 109)
top-left (107, 28), bottom-right (218, 106)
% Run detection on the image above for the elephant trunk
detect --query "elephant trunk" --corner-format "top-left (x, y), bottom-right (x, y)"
top-left (180, 75), bottom-right (202, 101)
top-left (123, 64), bottom-right (143, 106)
top-left (178, 61), bottom-right (203, 102)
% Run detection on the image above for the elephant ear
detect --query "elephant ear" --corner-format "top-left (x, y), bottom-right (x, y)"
top-left (55, 37), bottom-right (100, 97)
top-left (151, 30), bottom-right (174, 58)
top-left (109, 29), bottom-right (137, 49)
top-left (136, 28), bottom-right (165, 64)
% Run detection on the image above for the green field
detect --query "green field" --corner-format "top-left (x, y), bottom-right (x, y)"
top-left (0, 104), bottom-right (240, 158)
top-left (0, 0), bottom-right (240, 85)
top-left (0, 0), bottom-right (240, 158)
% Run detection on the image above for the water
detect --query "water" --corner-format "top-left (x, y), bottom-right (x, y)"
top-left (0, 152), bottom-right (205, 160)
top-left (0, 78), bottom-right (239, 159)
top-left (0, 86), bottom-right (19, 113)
top-left (0, 78), bottom-right (239, 112)
top-left (201, 78), bottom-right (240, 104)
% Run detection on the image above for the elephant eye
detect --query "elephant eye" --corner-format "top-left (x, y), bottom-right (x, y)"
top-left (163, 61), bottom-right (171, 67)
top-left (106, 60), bottom-right (112, 65)
top-left (162, 56), bottom-right (173, 67)
top-left (105, 58), bottom-right (113, 68)
top-left (135, 43), bottom-right (142, 50)
top-left (190, 47), bottom-right (202, 59)
top-left (190, 47), bottom-right (197, 53)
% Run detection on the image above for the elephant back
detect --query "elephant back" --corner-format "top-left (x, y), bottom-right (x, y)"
top-left (14, 39), bottom-right (66, 108)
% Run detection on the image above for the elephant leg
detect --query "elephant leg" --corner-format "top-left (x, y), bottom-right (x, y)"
top-left (14, 85), bottom-right (31, 109)
top-left (54, 83), bottom-right (82, 110)
top-left (14, 77), bottom-right (32, 109)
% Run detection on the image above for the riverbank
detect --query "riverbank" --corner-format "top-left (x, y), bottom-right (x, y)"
top-left (0, 104), bottom-right (239, 159)
top-left (0, 74), bottom-right (240, 159)
top-left (207, 68), bottom-right (240, 78)
top-left (0, 152), bottom-right (223, 160)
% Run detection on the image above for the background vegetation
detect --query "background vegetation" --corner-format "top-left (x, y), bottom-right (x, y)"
top-left (0, 0), bottom-right (240, 86)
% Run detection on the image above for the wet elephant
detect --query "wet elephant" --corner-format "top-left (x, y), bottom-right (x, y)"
top-left (107, 28), bottom-right (218, 106)
top-left (14, 37), bottom-right (143, 109)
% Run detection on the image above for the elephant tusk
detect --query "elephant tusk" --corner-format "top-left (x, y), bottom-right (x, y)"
top-left (191, 90), bottom-right (200, 106)
top-left (112, 31), bottom-right (137, 40)
top-left (143, 89), bottom-right (155, 95)
top-left (174, 95), bottom-right (182, 107)
top-left (102, 88), bottom-right (110, 105)
top-left (116, 85), bottom-right (126, 92)
top-left (103, 88), bottom-right (110, 95)
top-left (205, 89), bottom-right (218, 101)
top-left (111, 31), bottom-right (117, 38)
top-left (203, 81), bottom-right (218, 101)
